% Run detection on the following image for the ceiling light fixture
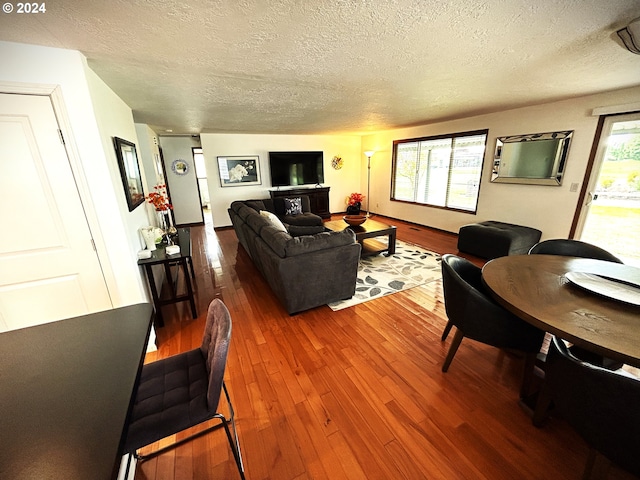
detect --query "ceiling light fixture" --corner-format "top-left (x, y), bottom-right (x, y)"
top-left (616, 17), bottom-right (640, 54)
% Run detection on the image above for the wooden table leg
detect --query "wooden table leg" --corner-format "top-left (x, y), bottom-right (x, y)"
top-left (386, 229), bottom-right (397, 256)
top-left (187, 256), bottom-right (195, 279)
top-left (144, 264), bottom-right (164, 327)
top-left (181, 259), bottom-right (197, 319)
top-left (164, 262), bottom-right (175, 293)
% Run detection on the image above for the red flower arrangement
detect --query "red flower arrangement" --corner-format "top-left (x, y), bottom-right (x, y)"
top-left (145, 184), bottom-right (173, 212)
top-left (346, 192), bottom-right (365, 206)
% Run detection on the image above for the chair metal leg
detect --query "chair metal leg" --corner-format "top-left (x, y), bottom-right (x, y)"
top-left (135, 382), bottom-right (246, 480)
top-left (215, 381), bottom-right (246, 480)
top-left (442, 329), bottom-right (464, 372)
top-left (135, 422), bottom-right (226, 462)
top-left (441, 320), bottom-right (453, 341)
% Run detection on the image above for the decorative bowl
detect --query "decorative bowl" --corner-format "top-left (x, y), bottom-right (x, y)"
top-left (343, 214), bottom-right (367, 227)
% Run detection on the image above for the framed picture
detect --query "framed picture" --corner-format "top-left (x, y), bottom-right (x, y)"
top-left (217, 155), bottom-right (261, 187)
top-left (113, 137), bottom-right (145, 211)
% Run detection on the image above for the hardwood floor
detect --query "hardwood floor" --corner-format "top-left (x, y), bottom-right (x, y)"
top-left (136, 214), bottom-right (636, 480)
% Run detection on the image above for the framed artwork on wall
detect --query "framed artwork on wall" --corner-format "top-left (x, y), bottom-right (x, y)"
top-left (217, 155), bottom-right (261, 187)
top-left (113, 136), bottom-right (145, 211)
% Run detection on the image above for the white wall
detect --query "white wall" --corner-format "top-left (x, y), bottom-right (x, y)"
top-left (362, 85), bottom-right (640, 239)
top-left (135, 123), bottom-right (164, 189)
top-left (0, 41), bottom-right (150, 307)
top-left (200, 133), bottom-right (362, 227)
top-left (85, 68), bottom-right (154, 303)
top-left (159, 136), bottom-right (203, 225)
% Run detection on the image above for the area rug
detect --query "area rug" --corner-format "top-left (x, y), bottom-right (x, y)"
top-left (328, 240), bottom-right (442, 311)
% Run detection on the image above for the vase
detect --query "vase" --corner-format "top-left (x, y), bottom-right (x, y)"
top-left (140, 226), bottom-right (162, 251)
top-left (346, 202), bottom-right (361, 215)
top-left (157, 211), bottom-right (170, 232)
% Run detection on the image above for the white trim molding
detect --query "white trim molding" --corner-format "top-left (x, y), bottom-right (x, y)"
top-left (592, 102), bottom-right (640, 116)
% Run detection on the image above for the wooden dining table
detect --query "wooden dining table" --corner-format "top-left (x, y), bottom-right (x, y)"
top-left (481, 255), bottom-right (640, 369)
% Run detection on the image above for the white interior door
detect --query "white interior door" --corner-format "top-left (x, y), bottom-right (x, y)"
top-left (574, 113), bottom-right (640, 266)
top-left (0, 93), bottom-right (112, 332)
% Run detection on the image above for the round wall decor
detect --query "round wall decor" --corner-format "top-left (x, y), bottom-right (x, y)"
top-left (171, 159), bottom-right (189, 175)
top-left (331, 155), bottom-right (344, 170)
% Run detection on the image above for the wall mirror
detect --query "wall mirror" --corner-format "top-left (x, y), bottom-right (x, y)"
top-left (491, 130), bottom-right (573, 185)
top-left (113, 136), bottom-right (145, 211)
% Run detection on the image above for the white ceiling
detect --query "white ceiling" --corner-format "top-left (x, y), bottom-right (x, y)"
top-left (1, 0), bottom-right (640, 135)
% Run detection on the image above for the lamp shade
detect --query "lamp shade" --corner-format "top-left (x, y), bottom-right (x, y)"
top-left (364, 150), bottom-right (375, 158)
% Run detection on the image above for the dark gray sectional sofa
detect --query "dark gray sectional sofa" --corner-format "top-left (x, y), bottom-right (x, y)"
top-left (228, 199), bottom-right (361, 314)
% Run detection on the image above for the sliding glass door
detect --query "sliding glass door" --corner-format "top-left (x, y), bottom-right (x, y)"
top-left (574, 113), bottom-right (640, 266)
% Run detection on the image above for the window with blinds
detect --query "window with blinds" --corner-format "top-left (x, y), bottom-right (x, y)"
top-left (391, 129), bottom-right (488, 213)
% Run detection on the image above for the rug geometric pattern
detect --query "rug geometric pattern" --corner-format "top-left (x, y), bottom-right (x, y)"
top-left (328, 240), bottom-right (441, 311)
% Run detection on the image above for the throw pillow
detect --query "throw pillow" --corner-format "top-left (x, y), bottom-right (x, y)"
top-left (260, 210), bottom-right (288, 233)
top-left (284, 197), bottom-right (303, 216)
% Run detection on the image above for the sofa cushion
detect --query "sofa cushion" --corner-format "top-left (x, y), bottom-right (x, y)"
top-left (244, 200), bottom-right (267, 212)
top-left (260, 225), bottom-right (292, 258)
top-left (284, 229), bottom-right (356, 257)
top-left (234, 204), bottom-right (255, 222)
top-left (286, 224), bottom-right (326, 237)
top-left (283, 197), bottom-right (303, 215)
top-left (246, 211), bottom-right (273, 235)
top-left (260, 210), bottom-right (288, 233)
top-left (282, 212), bottom-right (323, 227)
top-left (273, 195), bottom-right (311, 217)
top-left (229, 200), bottom-right (245, 212)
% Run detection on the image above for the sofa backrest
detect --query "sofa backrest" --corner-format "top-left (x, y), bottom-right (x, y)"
top-left (284, 229), bottom-right (355, 257)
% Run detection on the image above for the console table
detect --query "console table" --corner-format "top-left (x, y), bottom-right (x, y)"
top-left (138, 227), bottom-right (197, 327)
top-left (0, 303), bottom-right (153, 480)
top-left (270, 186), bottom-right (331, 218)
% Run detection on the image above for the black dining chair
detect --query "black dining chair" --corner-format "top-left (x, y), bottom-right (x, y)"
top-left (533, 335), bottom-right (640, 479)
top-left (528, 239), bottom-right (623, 263)
top-left (528, 239), bottom-right (624, 370)
top-left (440, 254), bottom-right (546, 397)
top-left (123, 298), bottom-right (245, 479)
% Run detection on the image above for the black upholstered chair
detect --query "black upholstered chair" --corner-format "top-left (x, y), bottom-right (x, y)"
top-left (528, 239), bottom-right (623, 370)
top-left (123, 299), bottom-right (245, 479)
top-left (533, 336), bottom-right (640, 479)
top-left (440, 254), bottom-right (545, 397)
top-left (528, 239), bottom-right (622, 263)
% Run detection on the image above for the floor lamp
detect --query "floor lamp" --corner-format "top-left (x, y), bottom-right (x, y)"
top-left (364, 150), bottom-right (375, 217)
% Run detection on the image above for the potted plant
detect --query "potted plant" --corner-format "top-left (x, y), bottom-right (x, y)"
top-left (346, 192), bottom-right (365, 215)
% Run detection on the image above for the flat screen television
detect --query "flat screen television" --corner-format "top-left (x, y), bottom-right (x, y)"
top-left (269, 151), bottom-right (324, 187)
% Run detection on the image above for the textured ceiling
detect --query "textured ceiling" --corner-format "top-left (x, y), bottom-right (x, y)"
top-left (1, 0), bottom-right (640, 135)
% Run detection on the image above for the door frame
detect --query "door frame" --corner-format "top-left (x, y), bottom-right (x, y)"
top-left (0, 81), bottom-right (114, 305)
top-left (569, 110), bottom-right (640, 239)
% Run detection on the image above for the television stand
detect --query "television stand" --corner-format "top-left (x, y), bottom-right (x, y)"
top-left (269, 186), bottom-right (331, 219)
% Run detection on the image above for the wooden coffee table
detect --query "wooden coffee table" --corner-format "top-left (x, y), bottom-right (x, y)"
top-left (325, 217), bottom-right (397, 257)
